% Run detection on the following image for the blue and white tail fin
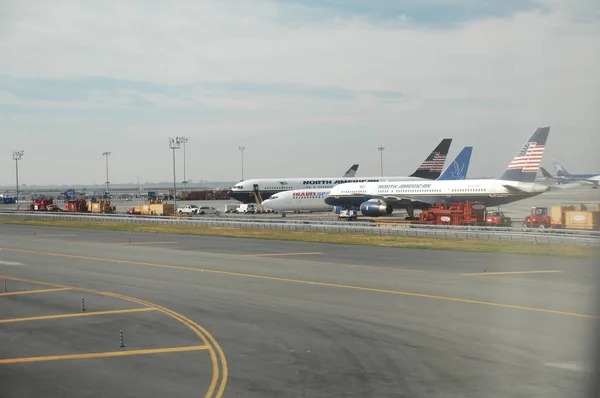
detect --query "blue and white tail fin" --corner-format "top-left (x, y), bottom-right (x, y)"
top-left (437, 146), bottom-right (472, 180)
top-left (342, 164), bottom-right (359, 177)
top-left (497, 127), bottom-right (550, 182)
top-left (553, 160), bottom-right (571, 177)
top-left (409, 138), bottom-right (452, 179)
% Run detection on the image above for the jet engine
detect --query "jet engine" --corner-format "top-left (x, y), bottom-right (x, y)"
top-left (360, 200), bottom-right (393, 217)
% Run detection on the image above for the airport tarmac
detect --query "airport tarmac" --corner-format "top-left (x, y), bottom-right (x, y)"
top-left (0, 224), bottom-right (598, 397)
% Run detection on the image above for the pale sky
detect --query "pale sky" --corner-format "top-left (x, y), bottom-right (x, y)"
top-left (1, 0), bottom-right (598, 186)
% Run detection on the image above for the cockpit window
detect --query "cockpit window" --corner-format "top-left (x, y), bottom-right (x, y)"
top-left (271, 196), bottom-right (278, 200)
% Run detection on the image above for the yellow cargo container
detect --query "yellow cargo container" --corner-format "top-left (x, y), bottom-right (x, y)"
top-left (550, 206), bottom-right (564, 227)
top-left (564, 211), bottom-right (600, 231)
top-left (140, 203), bottom-right (175, 216)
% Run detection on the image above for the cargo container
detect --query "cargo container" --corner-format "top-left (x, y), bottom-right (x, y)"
top-left (140, 203), bottom-right (174, 216)
top-left (564, 211), bottom-right (600, 230)
top-left (87, 199), bottom-right (115, 214)
top-left (65, 199), bottom-right (88, 213)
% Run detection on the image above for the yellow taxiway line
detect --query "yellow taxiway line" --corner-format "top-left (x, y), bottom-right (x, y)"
top-left (0, 274), bottom-right (228, 398)
top-left (0, 345), bottom-right (209, 364)
top-left (0, 287), bottom-right (72, 297)
top-left (0, 249), bottom-right (596, 319)
top-left (461, 270), bottom-right (563, 276)
top-left (10, 235), bottom-right (78, 238)
top-left (106, 241), bottom-right (178, 246)
top-left (240, 252), bottom-right (323, 257)
top-left (0, 307), bottom-right (157, 323)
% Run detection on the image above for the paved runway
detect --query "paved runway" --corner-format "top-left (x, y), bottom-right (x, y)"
top-left (0, 225), bottom-right (598, 397)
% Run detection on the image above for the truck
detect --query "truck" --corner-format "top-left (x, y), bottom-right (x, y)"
top-left (235, 204), bottom-right (257, 214)
top-left (177, 204), bottom-right (199, 215)
top-left (521, 207), bottom-right (551, 229)
top-left (338, 209), bottom-right (358, 221)
top-left (223, 204), bottom-right (239, 213)
top-left (30, 199), bottom-right (60, 211)
top-left (485, 210), bottom-right (512, 227)
top-left (523, 203), bottom-right (600, 231)
top-left (418, 202), bottom-right (486, 226)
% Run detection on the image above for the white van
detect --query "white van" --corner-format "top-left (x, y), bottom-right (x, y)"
top-left (235, 204), bottom-right (257, 214)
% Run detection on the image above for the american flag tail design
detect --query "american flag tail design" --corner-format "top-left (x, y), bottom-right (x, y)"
top-left (498, 127), bottom-right (550, 182)
top-left (410, 138), bottom-right (452, 180)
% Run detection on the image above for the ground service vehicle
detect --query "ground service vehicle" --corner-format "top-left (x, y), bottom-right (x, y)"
top-left (522, 207), bottom-right (551, 229)
top-left (223, 204), bottom-right (239, 213)
top-left (485, 210), bottom-right (512, 226)
top-left (418, 202), bottom-right (486, 226)
top-left (30, 199), bottom-right (59, 211)
top-left (339, 209), bottom-right (358, 221)
top-left (197, 206), bottom-right (220, 215)
top-left (177, 205), bottom-right (199, 214)
top-left (236, 204), bottom-right (257, 214)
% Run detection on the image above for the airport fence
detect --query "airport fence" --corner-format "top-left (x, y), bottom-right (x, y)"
top-left (1, 211), bottom-right (599, 247)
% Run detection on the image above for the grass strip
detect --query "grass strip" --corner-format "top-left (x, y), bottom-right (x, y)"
top-left (1, 217), bottom-right (597, 259)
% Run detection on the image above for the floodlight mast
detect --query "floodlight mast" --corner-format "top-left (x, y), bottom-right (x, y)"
top-left (169, 138), bottom-right (181, 210)
top-left (12, 150), bottom-right (24, 210)
top-left (377, 145), bottom-right (385, 176)
top-left (102, 152), bottom-right (111, 195)
top-left (177, 137), bottom-right (190, 192)
top-left (238, 146), bottom-right (246, 180)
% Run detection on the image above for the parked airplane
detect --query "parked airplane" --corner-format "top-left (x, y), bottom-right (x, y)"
top-left (261, 146), bottom-right (473, 214)
top-left (540, 161), bottom-right (600, 188)
top-left (325, 127), bottom-right (551, 217)
top-left (228, 139), bottom-right (452, 203)
top-left (342, 164), bottom-right (359, 178)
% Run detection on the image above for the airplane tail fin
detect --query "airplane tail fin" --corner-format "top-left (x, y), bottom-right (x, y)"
top-left (342, 164), bottom-right (359, 178)
top-left (553, 160), bottom-right (571, 177)
top-left (409, 138), bottom-right (452, 179)
top-left (497, 127), bottom-right (550, 182)
top-left (437, 146), bottom-right (472, 180)
top-left (539, 167), bottom-right (554, 179)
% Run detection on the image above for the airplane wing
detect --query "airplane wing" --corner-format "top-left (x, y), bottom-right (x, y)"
top-left (501, 185), bottom-right (528, 194)
top-left (546, 183), bottom-right (585, 190)
top-left (362, 194), bottom-right (432, 209)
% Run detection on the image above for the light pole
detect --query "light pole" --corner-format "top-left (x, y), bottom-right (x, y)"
top-left (238, 146), bottom-right (245, 180)
top-left (377, 145), bottom-right (385, 176)
top-left (169, 137), bottom-right (181, 210)
top-left (102, 152), bottom-right (111, 195)
top-left (178, 137), bottom-right (190, 192)
top-left (12, 150), bottom-right (24, 210)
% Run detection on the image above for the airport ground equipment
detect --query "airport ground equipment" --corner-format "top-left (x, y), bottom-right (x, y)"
top-left (252, 184), bottom-right (267, 213)
top-left (419, 202), bottom-right (486, 226)
top-left (522, 207), bottom-right (552, 229)
top-left (223, 204), bottom-right (239, 213)
top-left (338, 209), bottom-right (358, 221)
top-left (485, 210), bottom-right (513, 227)
top-left (87, 199), bottom-right (116, 214)
top-left (235, 204), bottom-right (257, 214)
top-left (65, 199), bottom-right (89, 213)
top-left (30, 198), bottom-right (60, 211)
top-left (549, 203), bottom-right (600, 231)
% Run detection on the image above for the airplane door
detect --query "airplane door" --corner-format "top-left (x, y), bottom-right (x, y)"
top-left (286, 195), bottom-right (292, 204)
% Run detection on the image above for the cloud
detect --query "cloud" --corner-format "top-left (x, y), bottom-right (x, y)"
top-left (0, 0), bottom-right (598, 184)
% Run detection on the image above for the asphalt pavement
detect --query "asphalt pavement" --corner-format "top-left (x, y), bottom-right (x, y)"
top-left (0, 225), bottom-right (598, 397)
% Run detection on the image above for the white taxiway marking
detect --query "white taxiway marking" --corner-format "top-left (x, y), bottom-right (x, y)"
top-left (0, 260), bottom-right (26, 266)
